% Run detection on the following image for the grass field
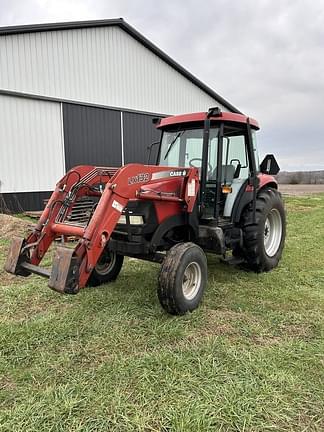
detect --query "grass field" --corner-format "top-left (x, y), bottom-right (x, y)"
top-left (0, 195), bottom-right (323, 431)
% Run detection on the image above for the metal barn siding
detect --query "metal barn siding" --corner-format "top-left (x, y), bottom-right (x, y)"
top-left (123, 112), bottom-right (161, 164)
top-left (0, 94), bottom-right (64, 193)
top-left (1, 191), bottom-right (52, 213)
top-left (0, 26), bottom-right (224, 115)
top-left (63, 103), bottom-right (122, 170)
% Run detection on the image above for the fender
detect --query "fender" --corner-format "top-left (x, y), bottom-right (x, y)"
top-left (231, 180), bottom-right (251, 223)
top-left (258, 173), bottom-right (278, 191)
top-left (150, 213), bottom-right (198, 251)
top-left (231, 174), bottom-right (278, 223)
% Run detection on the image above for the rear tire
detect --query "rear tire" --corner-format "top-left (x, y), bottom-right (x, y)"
top-left (88, 249), bottom-right (124, 287)
top-left (158, 242), bottom-right (207, 315)
top-left (239, 188), bottom-right (286, 272)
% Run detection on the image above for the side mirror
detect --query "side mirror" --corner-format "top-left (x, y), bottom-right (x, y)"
top-left (230, 159), bottom-right (241, 179)
top-left (233, 163), bottom-right (241, 179)
top-left (260, 154), bottom-right (280, 175)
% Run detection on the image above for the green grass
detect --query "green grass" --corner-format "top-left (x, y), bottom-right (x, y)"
top-left (0, 195), bottom-right (324, 431)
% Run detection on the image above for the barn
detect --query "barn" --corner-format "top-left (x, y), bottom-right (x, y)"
top-left (0, 18), bottom-right (240, 212)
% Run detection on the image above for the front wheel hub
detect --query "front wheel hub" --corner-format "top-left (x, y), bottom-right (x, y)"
top-left (95, 250), bottom-right (117, 275)
top-left (182, 261), bottom-right (202, 300)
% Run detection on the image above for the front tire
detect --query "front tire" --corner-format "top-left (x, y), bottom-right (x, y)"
top-left (87, 249), bottom-right (124, 287)
top-left (239, 188), bottom-right (286, 272)
top-left (158, 243), bottom-right (207, 315)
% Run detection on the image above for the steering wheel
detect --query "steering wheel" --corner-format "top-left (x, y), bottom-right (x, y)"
top-left (189, 158), bottom-right (213, 174)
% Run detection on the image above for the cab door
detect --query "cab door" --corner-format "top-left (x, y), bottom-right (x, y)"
top-left (222, 127), bottom-right (250, 217)
top-left (200, 127), bottom-right (219, 218)
top-left (201, 123), bottom-right (250, 220)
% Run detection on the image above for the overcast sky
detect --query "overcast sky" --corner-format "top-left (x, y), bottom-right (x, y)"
top-left (1, 0), bottom-right (323, 171)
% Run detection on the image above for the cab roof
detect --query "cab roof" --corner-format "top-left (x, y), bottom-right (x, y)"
top-left (157, 111), bottom-right (259, 130)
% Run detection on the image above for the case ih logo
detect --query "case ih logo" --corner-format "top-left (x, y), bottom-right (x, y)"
top-left (128, 173), bottom-right (150, 185)
top-left (151, 170), bottom-right (187, 181)
top-left (170, 170), bottom-right (187, 177)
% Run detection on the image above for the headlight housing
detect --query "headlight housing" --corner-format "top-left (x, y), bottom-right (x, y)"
top-left (118, 215), bottom-right (144, 225)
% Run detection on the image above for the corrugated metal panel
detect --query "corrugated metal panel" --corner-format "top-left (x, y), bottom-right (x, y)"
top-left (1, 191), bottom-right (51, 212)
top-left (0, 94), bottom-right (64, 193)
top-left (63, 103), bottom-right (122, 170)
top-left (123, 112), bottom-right (161, 164)
top-left (0, 26), bottom-right (226, 115)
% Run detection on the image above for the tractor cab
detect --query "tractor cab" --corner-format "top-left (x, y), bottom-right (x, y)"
top-left (156, 108), bottom-right (260, 223)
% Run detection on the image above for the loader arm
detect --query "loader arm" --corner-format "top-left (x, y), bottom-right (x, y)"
top-left (5, 164), bottom-right (199, 294)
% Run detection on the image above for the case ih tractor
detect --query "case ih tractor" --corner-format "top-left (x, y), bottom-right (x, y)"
top-left (5, 108), bottom-right (286, 315)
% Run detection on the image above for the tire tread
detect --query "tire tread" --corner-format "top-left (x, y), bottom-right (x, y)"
top-left (239, 188), bottom-right (286, 272)
top-left (158, 243), bottom-right (207, 315)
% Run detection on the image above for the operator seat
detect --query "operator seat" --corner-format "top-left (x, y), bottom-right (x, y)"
top-left (208, 164), bottom-right (236, 183)
top-left (201, 165), bottom-right (236, 220)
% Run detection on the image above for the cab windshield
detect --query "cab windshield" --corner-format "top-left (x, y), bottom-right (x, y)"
top-left (159, 128), bottom-right (219, 172)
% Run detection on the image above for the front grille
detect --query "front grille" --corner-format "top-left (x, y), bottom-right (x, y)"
top-left (55, 197), bottom-right (97, 227)
top-left (66, 198), bottom-right (97, 226)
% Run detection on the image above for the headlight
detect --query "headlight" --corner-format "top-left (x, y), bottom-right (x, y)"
top-left (118, 215), bottom-right (144, 225)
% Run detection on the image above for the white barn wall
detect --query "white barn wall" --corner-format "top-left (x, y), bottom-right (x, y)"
top-left (0, 26), bottom-right (224, 115)
top-left (0, 94), bottom-right (64, 193)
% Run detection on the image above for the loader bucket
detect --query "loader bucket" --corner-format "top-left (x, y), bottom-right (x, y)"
top-left (48, 246), bottom-right (79, 294)
top-left (4, 236), bottom-right (31, 276)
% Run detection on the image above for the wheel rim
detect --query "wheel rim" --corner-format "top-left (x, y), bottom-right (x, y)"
top-left (264, 208), bottom-right (283, 257)
top-left (182, 262), bottom-right (201, 300)
top-left (95, 250), bottom-right (116, 275)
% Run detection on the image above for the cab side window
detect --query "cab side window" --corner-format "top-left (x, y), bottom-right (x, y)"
top-left (223, 134), bottom-right (249, 181)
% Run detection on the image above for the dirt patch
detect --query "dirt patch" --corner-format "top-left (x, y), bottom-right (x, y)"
top-left (280, 323), bottom-right (315, 339)
top-left (0, 270), bottom-right (22, 286)
top-left (187, 309), bottom-right (256, 341)
top-left (206, 308), bottom-right (260, 327)
top-left (251, 335), bottom-right (282, 346)
top-left (188, 310), bottom-right (316, 346)
top-left (279, 184), bottom-right (324, 196)
top-left (0, 214), bottom-right (35, 286)
top-left (0, 214), bottom-right (33, 240)
top-left (249, 323), bottom-right (315, 346)
top-left (2, 298), bottom-right (74, 324)
top-left (187, 323), bottom-right (236, 341)
top-left (0, 375), bottom-right (16, 391)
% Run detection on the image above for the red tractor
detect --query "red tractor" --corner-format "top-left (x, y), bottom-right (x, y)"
top-left (5, 107), bottom-right (286, 315)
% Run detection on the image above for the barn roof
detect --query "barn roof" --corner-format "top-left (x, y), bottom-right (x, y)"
top-left (0, 18), bottom-right (241, 114)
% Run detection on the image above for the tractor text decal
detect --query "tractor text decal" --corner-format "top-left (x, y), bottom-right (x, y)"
top-left (128, 173), bottom-right (150, 185)
top-left (151, 170), bottom-right (187, 180)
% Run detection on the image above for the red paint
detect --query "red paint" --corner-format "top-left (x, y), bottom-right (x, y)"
top-left (154, 201), bottom-right (183, 224)
top-left (23, 163), bottom-right (200, 290)
top-left (18, 111), bottom-right (265, 293)
top-left (51, 223), bottom-right (85, 237)
top-left (258, 173), bottom-right (277, 189)
top-left (245, 174), bottom-right (278, 192)
top-left (137, 192), bottom-right (182, 203)
top-left (158, 111), bottom-right (259, 130)
top-left (140, 176), bottom-right (185, 195)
